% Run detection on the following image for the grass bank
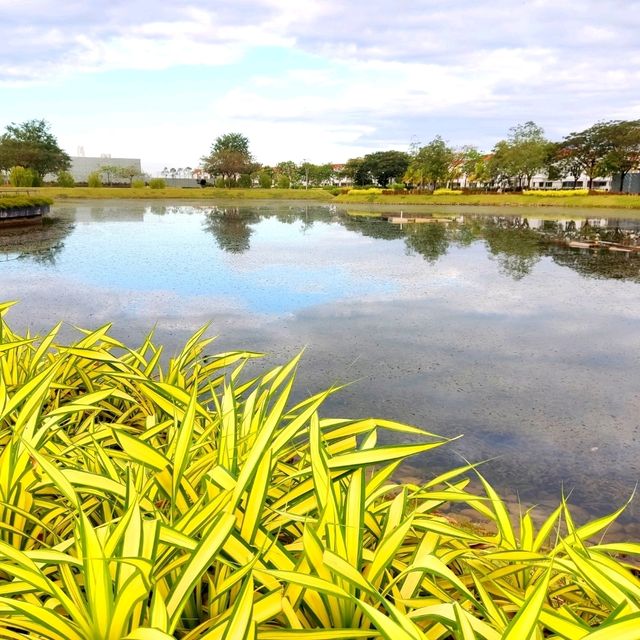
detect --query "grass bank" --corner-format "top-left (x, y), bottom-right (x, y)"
top-left (1, 301), bottom-right (638, 639)
top-left (336, 191), bottom-right (640, 209)
top-left (1, 186), bottom-right (334, 201)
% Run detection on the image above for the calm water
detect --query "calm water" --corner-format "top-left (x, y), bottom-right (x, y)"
top-left (2, 200), bottom-right (640, 532)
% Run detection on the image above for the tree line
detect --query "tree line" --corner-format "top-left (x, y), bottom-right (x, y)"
top-left (201, 121), bottom-right (640, 192)
top-left (2, 118), bottom-right (639, 191)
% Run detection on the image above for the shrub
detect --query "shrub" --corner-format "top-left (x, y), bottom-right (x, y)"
top-left (0, 303), bottom-right (637, 640)
top-left (276, 175), bottom-right (291, 189)
top-left (215, 177), bottom-right (226, 188)
top-left (433, 188), bottom-right (463, 195)
top-left (0, 195), bottom-right (53, 210)
top-left (8, 165), bottom-right (35, 187)
top-left (347, 187), bottom-right (383, 195)
top-left (131, 178), bottom-right (145, 189)
top-left (148, 177), bottom-right (166, 189)
top-left (237, 173), bottom-right (252, 188)
top-left (87, 171), bottom-right (102, 187)
top-left (258, 172), bottom-right (272, 189)
top-left (390, 182), bottom-right (406, 191)
top-left (56, 170), bottom-right (75, 187)
top-left (522, 188), bottom-right (589, 196)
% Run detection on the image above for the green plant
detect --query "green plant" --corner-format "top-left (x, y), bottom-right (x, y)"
top-left (0, 195), bottom-right (53, 210)
top-left (434, 187), bottom-right (464, 195)
top-left (8, 166), bottom-right (35, 187)
top-left (347, 187), bottom-right (383, 195)
top-left (237, 173), bottom-right (252, 188)
top-left (276, 175), bottom-right (291, 189)
top-left (258, 171), bottom-right (273, 189)
top-left (87, 171), bottom-right (102, 188)
top-left (148, 177), bottom-right (166, 189)
top-left (131, 178), bottom-right (145, 189)
top-left (0, 302), bottom-right (637, 639)
top-left (523, 188), bottom-right (589, 196)
top-left (56, 170), bottom-right (75, 187)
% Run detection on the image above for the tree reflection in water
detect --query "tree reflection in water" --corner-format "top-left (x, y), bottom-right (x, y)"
top-left (202, 206), bottom-right (261, 254)
top-left (405, 223), bottom-right (450, 263)
top-left (198, 205), bottom-right (640, 283)
top-left (482, 219), bottom-right (542, 280)
top-left (344, 212), bottom-right (640, 283)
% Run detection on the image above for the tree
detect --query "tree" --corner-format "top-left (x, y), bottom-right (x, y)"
top-left (298, 162), bottom-right (334, 187)
top-left (489, 122), bottom-right (549, 189)
top-left (558, 123), bottom-right (612, 190)
top-left (506, 122), bottom-right (549, 188)
top-left (202, 133), bottom-right (256, 187)
top-left (405, 137), bottom-right (453, 189)
top-left (0, 119), bottom-right (70, 179)
top-left (488, 140), bottom-right (519, 188)
top-left (361, 150), bottom-right (410, 186)
top-left (547, 142), bottom-right (583, 188)
top-left (460, 147), bottom-right (490, 187)
top-left (342, 157), bottom-right (370, 186)
top-left (99, 164), bottom-right (121, 186)
top-left (599, 120), bottom-right (640, 192)
top-left (274, 161), bottom-right (298, 186)
top-left (116, 165), bottom-right (142, 186)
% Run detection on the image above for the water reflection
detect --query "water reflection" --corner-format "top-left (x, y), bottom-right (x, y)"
top-left (0, 217), bottom-right (74, 265)
top-left (203, 206), bottom-right (260, 253)
top-left (345, 213), bottom-right (640, 282)
top-left (405, 223), bottom-right (450, 263)
top-left (196, 205), bottom-right (640, 283)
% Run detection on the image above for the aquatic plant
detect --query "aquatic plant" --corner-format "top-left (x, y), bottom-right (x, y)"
top-left (0, 301), bottom-right (638, 639)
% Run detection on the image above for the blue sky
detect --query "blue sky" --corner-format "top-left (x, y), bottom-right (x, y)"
top-left (1, 0), bottom-right (639, 175)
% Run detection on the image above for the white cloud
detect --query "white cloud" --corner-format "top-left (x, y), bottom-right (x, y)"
top-left (1, 0), bottom-right (639, 166)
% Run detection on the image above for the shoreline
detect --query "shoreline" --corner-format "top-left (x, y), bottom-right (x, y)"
top-left (3, 186), bottom-right (640, 211)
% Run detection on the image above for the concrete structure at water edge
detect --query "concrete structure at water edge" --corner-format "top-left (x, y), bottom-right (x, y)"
top-left (0, 203), bottom-right (50, 225)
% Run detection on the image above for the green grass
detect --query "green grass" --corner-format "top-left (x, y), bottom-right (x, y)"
top-left (7, 186), bottom-right (335, 201)
top-left (336, 192), bottom-right (640, 209)
top-left (0, 301), bottom-right (638, 639)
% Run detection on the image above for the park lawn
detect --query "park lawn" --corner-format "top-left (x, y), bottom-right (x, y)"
top-left (0, 186), bottom-right (335, 201)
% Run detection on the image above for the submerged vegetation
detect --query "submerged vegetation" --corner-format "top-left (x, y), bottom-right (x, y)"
top-left (0, 302), bottom-right (639, 638)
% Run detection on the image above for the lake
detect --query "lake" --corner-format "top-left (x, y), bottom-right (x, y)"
top-left (2, 200), bottom-right (640, 534)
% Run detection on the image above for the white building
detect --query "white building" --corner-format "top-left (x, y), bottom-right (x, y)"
top-left (45, 156), bottom-right (142, 184)
top-left (527, 173), bottom-right (612, 191)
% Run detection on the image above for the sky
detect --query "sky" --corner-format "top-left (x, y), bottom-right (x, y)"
top-left (1, 0), bottom-right (639, 175)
